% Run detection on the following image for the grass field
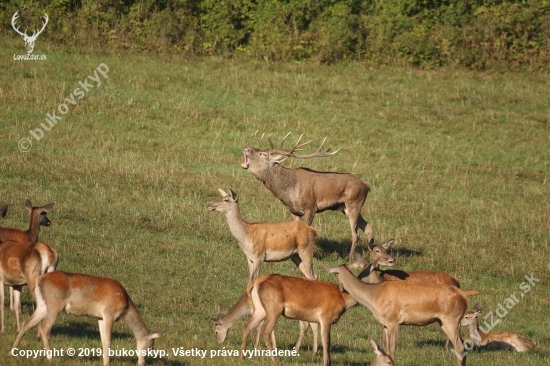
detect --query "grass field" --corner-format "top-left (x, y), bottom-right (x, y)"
top-left (0, 37), bottom-right (549, 365)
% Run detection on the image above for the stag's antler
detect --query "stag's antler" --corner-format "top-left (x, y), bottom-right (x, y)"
top-left (270, 133), bottom-right (339, 159)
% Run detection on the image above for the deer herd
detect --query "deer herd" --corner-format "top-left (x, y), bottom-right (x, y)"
top-left (0, 133), bottom-right (537, 365)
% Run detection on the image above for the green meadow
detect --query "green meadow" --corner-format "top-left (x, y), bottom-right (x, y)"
top-left (0, 38), bottom-right (549, 365)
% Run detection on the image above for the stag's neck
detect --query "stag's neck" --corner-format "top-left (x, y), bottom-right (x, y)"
top-left (224, 204), bottom-right (250, 246)
top-left (222, 292), bottom-right (250, 327)
top-left (262, 164), bottom-right (299, 202)
top-left (124, 298), bottom-right (151, 341)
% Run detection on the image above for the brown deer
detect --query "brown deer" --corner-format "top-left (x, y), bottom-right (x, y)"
top-left (323, 263), bottom-right (481, 366)
top-left (240, 274), bottom-right (356, 366)
top-left (0, 198), bottom-right (55, 245)
top-left (207, 188), bottom-right (316, 282)
top-left (213, 239), bottom-right (394, 355)
top-left (0, 199), bottom-right (58, 326)
top-left (357, 239), bottom-right (460, 288)
top-left (460, 303), bottom-right (536, 352)
top-left (370, 339), bottom-right (395, 366)
top-left (0, 239), bottom-right (43, 332)
top-left (11, 271), bottom-right (165, 366)
top-left (241, 132), bottom-right (373, 261)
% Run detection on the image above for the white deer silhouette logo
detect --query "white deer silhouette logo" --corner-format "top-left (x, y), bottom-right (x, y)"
top-left (11, 11), bottom-right (49, 54)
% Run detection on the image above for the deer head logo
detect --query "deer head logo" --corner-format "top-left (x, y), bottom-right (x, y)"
top-left (11, 11), bottom-right (49, 54)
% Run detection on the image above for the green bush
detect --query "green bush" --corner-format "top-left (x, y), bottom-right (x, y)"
top-left (2, 0), bottom-right (549, 69)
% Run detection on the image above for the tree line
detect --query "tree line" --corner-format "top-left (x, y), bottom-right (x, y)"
top-left (2, 0), bottom-right (550, 69)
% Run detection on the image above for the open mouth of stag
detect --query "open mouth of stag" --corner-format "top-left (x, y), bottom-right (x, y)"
top-left (241, 149), bottom-right (250, 169)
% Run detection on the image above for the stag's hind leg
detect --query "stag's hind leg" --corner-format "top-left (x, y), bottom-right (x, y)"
top-left (344, 203), bottom-right (372, 261)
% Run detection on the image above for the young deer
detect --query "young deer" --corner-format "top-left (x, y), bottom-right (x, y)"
top-left (357, 239), bottom-right (460, 287)
top-left (323, 263), bottom-right (481, 366)
top-left (12, 271), bottom-right (165, 366)
top-left (370, 339), bottom-right (395, 366)
top-left (460, 303), bottom-right (536, 352)
top-left (241, 274), bottom-right (356, 366)
top-left (207, 189), bottom-right (316, 282)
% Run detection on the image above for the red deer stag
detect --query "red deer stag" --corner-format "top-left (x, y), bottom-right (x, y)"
top-left (207, 188), bottom-right (316, 282)
top-left (11, 271), bottom-right (165, 366)
top-left (460, 303), bottom-right (536, 352)
top-left (240, 274), bottom-right (356, 366)
top-left (323, 263), bottom-right (481, 366)
top-left (241, 132), bottom-right (373, 261)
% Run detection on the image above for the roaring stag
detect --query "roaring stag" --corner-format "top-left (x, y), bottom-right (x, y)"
top-left (241, 132), bottom-right (373, 261)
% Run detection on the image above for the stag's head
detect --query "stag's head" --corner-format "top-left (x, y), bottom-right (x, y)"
top-left (11, 11), bottom-right (49, 54)
top-left (241, 132), bottom-right (339, 179)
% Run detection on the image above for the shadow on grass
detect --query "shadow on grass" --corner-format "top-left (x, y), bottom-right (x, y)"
top-left (415, 339), bottom-right (448, 349)
top-left (315, 238), bottom-right (352, 260)
top-left (392, 247), bottom-right (423, 258)
top-left (50, 321), bottom-right (128, 339)
top-left (315, 237), bottom-right (423, 261)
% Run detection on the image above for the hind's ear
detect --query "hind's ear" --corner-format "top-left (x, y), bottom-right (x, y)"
top-left (217, 188), bottom-right (228, 197)
top-left (322, 265), bottom-right (340, 274)
top-left (381, 239), bottom-right (394, 250)
top-left (41, 202), bottom-right (56, 211)
top-left (229, 189), bottom-right (238, 201)
top-left (25, 197), bottom-right (33, 211)
top-left (0, 204), bottom-right (7, 218)
top-left (368, 239), bottom-right (376, 250)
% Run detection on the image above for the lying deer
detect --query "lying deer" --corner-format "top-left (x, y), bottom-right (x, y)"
top-left (358, 239), bottom-right (460, 287)
top-left (0, 199), bottom-right (58, 333)
top-left (242, 132), bottom-right (373, 261)
top-left (370, 339), bottom-right (395, 366)
top-left (11, 271), bottom-right (164, 366)
top-left (207, 188), bottom-right (316, 282)
top-left (323, 263), bottom-right (481, 366)
top-left (241, 274), bottom-right (356, 366)
top-left (460, 303), bottom-right (536, 352)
